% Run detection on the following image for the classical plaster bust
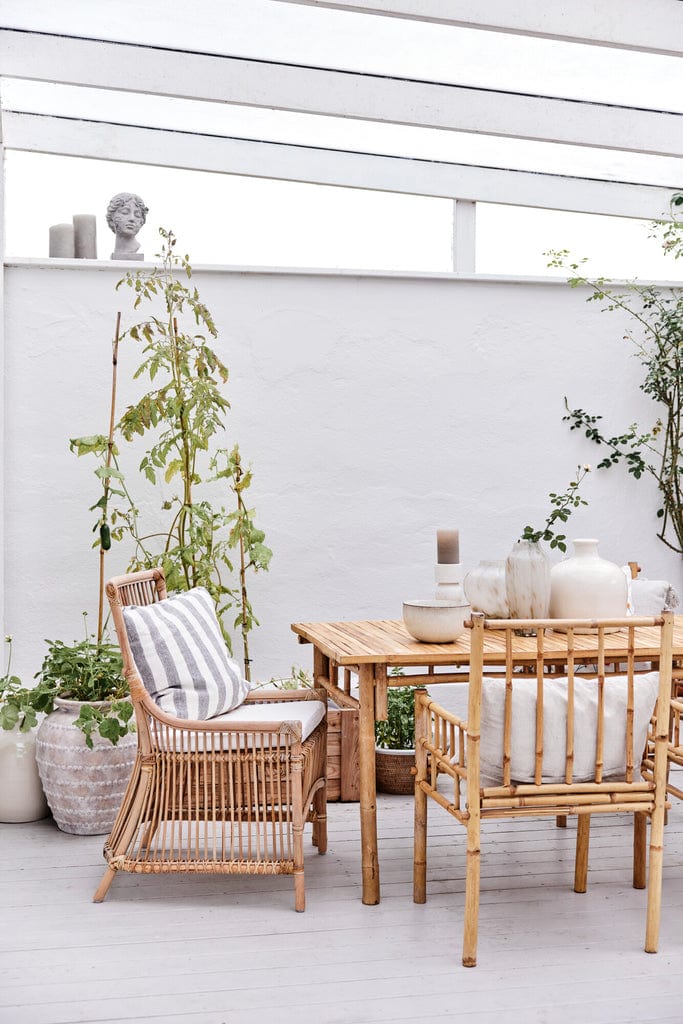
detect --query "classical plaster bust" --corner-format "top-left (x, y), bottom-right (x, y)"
top-left (107, 192), bottom-right (148, 260)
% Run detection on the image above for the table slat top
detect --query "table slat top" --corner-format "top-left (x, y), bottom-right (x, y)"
top-left (291, 617), bottom-right (683, 666)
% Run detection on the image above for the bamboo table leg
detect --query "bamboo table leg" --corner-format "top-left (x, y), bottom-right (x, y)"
top-left (358, 662), bottom-right (380, 905)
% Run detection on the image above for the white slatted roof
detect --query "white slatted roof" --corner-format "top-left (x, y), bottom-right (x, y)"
top-left (0, 0), bottom-right (681, 219)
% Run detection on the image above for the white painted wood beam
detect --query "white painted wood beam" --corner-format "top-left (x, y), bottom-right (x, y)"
top-left (271, 0), bottom-right (683, 57)
top-left (4, 111), bottom-right (676, 222)
top-left (452, 200), bottom-right (475, 273)
top-left (0, 30), bottom-right (681, 158)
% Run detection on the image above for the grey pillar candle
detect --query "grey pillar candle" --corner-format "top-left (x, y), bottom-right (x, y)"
top-left (436, 528), bottom-right (460, 564)
top-left (73, 214), bottom-right (97, 258)
top-left (49, 224), bottom-right (75, 258)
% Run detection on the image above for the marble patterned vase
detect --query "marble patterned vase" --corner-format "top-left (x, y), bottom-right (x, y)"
top-left (464, 560), bottom-right (510, 617)
top-left (505, 540), bottom-right (551, 625)
top-left (36, 698), bottom-right (136, 835)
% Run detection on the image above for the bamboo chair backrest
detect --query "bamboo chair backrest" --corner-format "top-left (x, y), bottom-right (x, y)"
top-left (466, 612), bottom-right (673, 796)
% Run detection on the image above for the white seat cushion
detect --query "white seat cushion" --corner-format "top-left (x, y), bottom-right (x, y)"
top-left (158, 699), bottom-right (326, 751)
top-left (123, 587), bottom-right (250, 719)
top-left (630, 579), bottom-right (679, 615)
top-left (479, 672), bottom-right (659, 786)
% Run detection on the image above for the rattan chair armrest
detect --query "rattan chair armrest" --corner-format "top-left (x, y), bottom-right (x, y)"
top-left (244, 687), bottom-right (327, 704)
top-left (134, 685), bottom-right (324, 733)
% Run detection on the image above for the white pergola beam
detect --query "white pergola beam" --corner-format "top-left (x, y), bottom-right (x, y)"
top-left (271, 0), bottom-right (683, 57)
top-left (4, 112), bottom-right (676, 222)
top-left (0, 30), bottom-right (681, 158)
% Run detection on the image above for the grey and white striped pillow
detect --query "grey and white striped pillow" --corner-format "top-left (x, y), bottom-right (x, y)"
top-left (122, 587), bottom-right (250, 719)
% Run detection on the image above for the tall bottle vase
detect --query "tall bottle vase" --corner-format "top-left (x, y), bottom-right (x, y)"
top-left (505, 540), bottom-right (551, 633)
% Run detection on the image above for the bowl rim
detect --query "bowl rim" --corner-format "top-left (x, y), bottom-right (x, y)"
top-left (403, 598), bottom-right (468, 610)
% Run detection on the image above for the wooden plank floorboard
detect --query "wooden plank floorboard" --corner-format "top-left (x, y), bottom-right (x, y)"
top-left (3, 790), bottom-right (683, 1024)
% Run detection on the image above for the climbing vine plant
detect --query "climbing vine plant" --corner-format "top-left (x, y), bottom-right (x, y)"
top-left (547, 194), bottom-right (683, 555)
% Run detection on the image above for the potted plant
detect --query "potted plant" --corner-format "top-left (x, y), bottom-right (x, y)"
top-left (375, 685), bottom-right (417, 795)
top-left (0, 637), bottom-right (52, 823)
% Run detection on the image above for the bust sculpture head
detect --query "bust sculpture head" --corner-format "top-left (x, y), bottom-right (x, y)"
top-left (106, 192), bottom-right (148, 259)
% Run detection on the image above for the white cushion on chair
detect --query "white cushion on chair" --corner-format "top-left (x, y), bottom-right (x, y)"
top-left (479, 672), bottom-right (660, 786)
top-left (212, 698), bottom-right (326, 740)
top-left (122, 587), bottom-right (250, 719)
top-left (630, 579), bottom-right (679, 615)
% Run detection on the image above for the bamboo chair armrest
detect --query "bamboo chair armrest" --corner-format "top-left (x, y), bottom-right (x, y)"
top-left (671, 698), bottom-right (683, 714)
top-left (416, 692), bottom-right (467, 731)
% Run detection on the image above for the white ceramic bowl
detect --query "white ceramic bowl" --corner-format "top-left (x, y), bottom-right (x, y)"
top-left (402, 599), bottom-right (469, 643)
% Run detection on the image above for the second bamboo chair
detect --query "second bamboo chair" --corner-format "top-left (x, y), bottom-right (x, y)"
top-left (413, 612), bottom-right (673, 967)
top-left (94, 568), bottom-right (327, 910)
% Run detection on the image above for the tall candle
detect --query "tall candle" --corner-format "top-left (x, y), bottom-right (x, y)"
top-left (437, 528), bottom-right (459, 564)
top-left (73, 214), bottom-right (97, 258)
top-left (49, 223), bottom-right (75, 258)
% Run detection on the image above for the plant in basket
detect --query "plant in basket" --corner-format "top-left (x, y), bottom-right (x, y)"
top-left (374, 684), bottom-right (417, 795)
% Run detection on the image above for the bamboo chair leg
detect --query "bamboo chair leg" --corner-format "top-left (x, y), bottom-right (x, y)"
top-left (314, 783), bottom-right (328, 855)
top-left (645, 807), bottom-right (665, 953)
top-left (462, 833), bottom-right (481, 968)
top-left (574, 814), bottom-right (591, 894)
top-left (93, 866), bottom-right (117, 903)
top-left (633, 812), bottom-right (647, 889)
top-left (556, 815), bottom-right (567, 828)
top-left (413, 780), bottom-right (427, 904)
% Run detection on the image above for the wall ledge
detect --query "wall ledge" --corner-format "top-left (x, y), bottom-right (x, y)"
top-left (4, 257), bottom-right (682, 289)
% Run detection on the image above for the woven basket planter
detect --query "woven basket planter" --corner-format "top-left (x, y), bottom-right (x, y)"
top-left (375, 747), bottom-right (415, 795)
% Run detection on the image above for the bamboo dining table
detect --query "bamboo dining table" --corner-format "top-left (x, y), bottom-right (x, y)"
top-left (291, 616), bottom-right (683, 906)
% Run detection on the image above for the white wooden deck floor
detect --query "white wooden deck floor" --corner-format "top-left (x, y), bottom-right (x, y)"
top-left (3, 784), bottom-right (683, 1024)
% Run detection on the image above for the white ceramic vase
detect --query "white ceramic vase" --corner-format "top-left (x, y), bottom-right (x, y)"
top-left (0, 724), bottom-right (49, 823)
top-left (550, 538), bottom-right (628, 624)
top-left (464, 560), bottom-right (510, 617)
top-left (36, 698), bottom-right (136, 835)
top-left (505, 540), bottom-right (551, 621)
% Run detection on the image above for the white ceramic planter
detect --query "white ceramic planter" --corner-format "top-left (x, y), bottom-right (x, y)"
top-left (550, 538), bottom-right (628, 626)
top-left (0, 724), bottom-right (49, 823)
top-left (36, 698), bottom-right (136, 835)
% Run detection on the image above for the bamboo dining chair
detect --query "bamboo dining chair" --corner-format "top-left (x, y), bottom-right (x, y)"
top-left (94, 568), bottom-right (327, 911)
top-left (413, 612), bottom-right (673, 967)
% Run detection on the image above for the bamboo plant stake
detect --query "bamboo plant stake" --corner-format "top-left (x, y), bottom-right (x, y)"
top-left (97, 312), bottom-right (121, 644)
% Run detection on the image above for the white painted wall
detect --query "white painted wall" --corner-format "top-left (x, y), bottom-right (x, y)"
top-left (4, 261), bottom-right (681, 684)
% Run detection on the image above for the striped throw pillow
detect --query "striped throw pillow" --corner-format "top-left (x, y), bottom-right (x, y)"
top-left (122, 587), bottom-right (250, 719)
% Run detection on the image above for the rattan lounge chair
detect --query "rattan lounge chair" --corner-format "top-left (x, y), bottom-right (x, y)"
top-left (94, 568), bottom-right (327, 910)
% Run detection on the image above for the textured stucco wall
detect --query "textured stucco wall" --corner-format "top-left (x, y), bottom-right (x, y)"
top-left (4, 262), bottom-right (681, 682)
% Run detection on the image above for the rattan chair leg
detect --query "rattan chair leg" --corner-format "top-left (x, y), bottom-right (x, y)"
top-left (633, 812), bottom-right (647, 889)
top-left (574, 814), bottom-right (591, 893)
top-left (93, 866), bottom-right (117, 903)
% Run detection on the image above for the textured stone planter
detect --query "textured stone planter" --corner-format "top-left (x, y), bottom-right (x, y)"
top-left (0, 724), bottom-right (49, 823)
top-left (36, 698), bottom-right (136, 835)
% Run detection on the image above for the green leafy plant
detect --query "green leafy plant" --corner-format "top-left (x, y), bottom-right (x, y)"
top-left (36, 616), bottom-right (133, 749)
top-left (547, 201), bottom-right (683, 556)
top-left (0, 637), bottom-right (56, 733)
top-left (113, 229), bottom-right (272, 677)
top-left (520, 465), bottom-right (591, 552)
top-left (375, 686), bottom-right (417, 751)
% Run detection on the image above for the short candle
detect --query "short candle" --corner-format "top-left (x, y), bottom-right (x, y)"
top-left (437, 528), bottom-right (459, 564)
